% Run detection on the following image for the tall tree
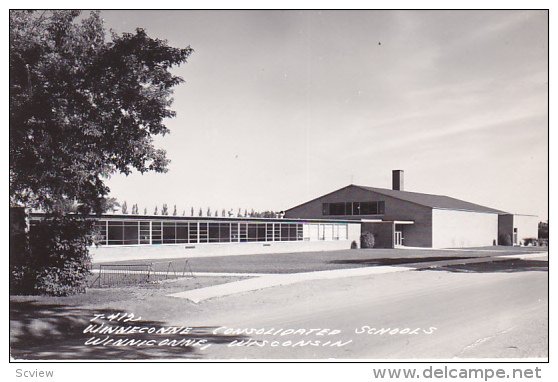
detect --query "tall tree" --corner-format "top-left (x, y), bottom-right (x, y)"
top-left (10, 11), bottom-right (193, 214)
top-left (538, 221), bottom-right (548, 240)
top-left (99, 197), bottom-right (120, 213)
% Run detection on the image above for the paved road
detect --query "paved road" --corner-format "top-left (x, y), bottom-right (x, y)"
top-left (185, 259), bottom-right (548, 359)
top-left (10, 256), bottom-right (547, 360)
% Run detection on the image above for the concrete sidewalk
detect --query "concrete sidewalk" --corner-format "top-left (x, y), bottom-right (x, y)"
top-left (167, 251), bottom-right (548, 303)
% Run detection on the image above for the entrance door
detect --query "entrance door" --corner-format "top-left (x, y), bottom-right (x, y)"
top-left (394, 231), bottom-right (403, 246)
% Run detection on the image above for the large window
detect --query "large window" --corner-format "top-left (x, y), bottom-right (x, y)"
top-left (163, 222), bottom-right (176, 244)
top-left (199, 223), bottom-right (208, 243)
top-left (257, 224), bottom-right (266, 242)
top-left (176, 223), bottom-right (188, 244)
top-left (206, 222), bottom-right (232, 243)
top-left (139, 222), bottom-right (150, 244)
top-left (107, 221), bottom-right (124, 245)
top-left (152, 222), bottom-right (162, 244)
top-left (315, 223), bottom-right (348, 241)
top-left (189, 222), bottom-right (198, 243)
top-left (280, 224), bottom-right (290, 241)
top-left (219, 223), bottom-right (231, 243)
top-left (158, 221), bottom-right (192, 244)
top-left (322, 201), bottom-right (385, 216)
top-left (208, 223), bottom-right (220, 243)
top-left (247, 223), bottom-right (258, 241)
top-left (123, 222), bottom-right (139, 244)
top-left (274, 223), bottom-right (280, 241)
top-left (329, 203), bottom-right (347, 215)
top-left (94, 220), bottom-right (152, 245)
top-left (91, 219), bottom-right (345, 245)
top-left (360, 202), bottom-right (378, 215)
top-left (266, 224), bottom-right (274, 241)
top-left (231, 223), bottom-right (239, 242)
top-left (239, 223), bottom-right (247, 242)
top-left (278, 223), bottom-right (299, 241)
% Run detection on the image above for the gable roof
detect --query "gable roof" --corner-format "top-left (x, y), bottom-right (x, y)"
top-left (352, 185), bottom-right (507, 214)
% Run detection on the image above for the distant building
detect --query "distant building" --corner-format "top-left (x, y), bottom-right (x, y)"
top-left (23, 169), bottom-right (539, 263)
top-left (285, 170), bottom-right (539, 248)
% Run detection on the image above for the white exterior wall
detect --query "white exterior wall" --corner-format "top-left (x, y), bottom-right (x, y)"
top-left (432, 209), bottom-right (499, 248)
top-left (91, 222), bottom-right (361, 263)
top-left (513, 215), bottom-right (539, 244)
top-left (348, 222), bottom-right (361, 244)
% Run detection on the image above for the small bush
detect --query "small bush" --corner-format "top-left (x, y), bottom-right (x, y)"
top-left (498, 233), bottom-right (512, 246)
top-left (360, 231), bottom-right (375, 249)
top-left (350, 240), bottom-right (358, 249)
top-left (523, 238), bottom-right (538, 246)
top-left (10, 214), bottom-right (93, 296)
top-left (10, 265), bottom-right (34, 295)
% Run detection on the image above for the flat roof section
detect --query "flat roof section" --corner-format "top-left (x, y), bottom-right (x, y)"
top-left (360, 219), bottom-right (414, 224)
top-left (29, 212), bottom-right (361, 224)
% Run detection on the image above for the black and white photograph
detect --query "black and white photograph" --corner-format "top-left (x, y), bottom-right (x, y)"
top-left (8, 5), bottom-right (549, 373)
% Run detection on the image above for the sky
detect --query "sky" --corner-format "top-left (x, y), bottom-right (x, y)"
top-left (100, 10), bottom-right (548, 220)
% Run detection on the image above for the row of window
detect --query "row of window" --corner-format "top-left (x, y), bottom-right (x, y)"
top-left (92, 220), bottom-right (347, 246)
top-left (309, 224), bottom-right (348, 241)
top-left (322, 201), bottom-right (385, 216)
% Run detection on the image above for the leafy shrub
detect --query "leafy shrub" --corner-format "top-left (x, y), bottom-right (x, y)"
top-left (10, 214), bottom-right (93, 296)
top-left (10, 265), bottom-right (34, 295)
top-left (523, 238), bottom-right (538, 246)
top-left (9, 208), bottom-right (29, 292)
top-left (360, 231), bottom-right (375, 249)
top-left (498, 233), bottom-right (512, 246)
top-left (350, 240), bottom-right (358, 249)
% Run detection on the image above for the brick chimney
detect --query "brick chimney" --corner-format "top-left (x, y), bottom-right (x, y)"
top-left (392, 170), bottom-right (404, 191)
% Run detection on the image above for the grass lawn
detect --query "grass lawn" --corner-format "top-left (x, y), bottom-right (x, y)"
top-left (98, 246), bottom-right (546, 275)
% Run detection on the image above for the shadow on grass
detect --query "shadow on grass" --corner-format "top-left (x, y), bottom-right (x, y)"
top-left (417, 259), bottom-right (548, 274)
top-left (10, 300), bottom-right (247, 360)
top-left (329, 256), bottom-right (479, 266)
